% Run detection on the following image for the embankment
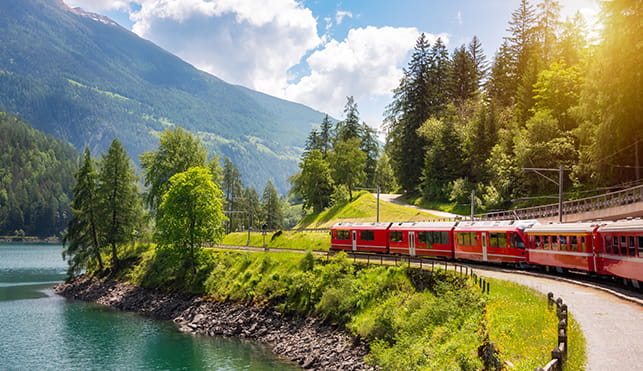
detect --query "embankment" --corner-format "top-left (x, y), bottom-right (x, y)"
top-left (54, 276), bottom-right (374, 370)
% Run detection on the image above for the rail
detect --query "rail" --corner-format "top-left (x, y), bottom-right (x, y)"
top-left (478, 184), bottom-right (643, 221)
top-left (535, 293), bottom-right (568, 371)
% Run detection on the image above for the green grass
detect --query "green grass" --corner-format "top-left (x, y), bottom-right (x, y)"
top-left (486, 278), bottom-right (586, 370)
top-left (297, 191), bottom-right (440, 229)
top-left (221, 230), bottom-right (331, 250)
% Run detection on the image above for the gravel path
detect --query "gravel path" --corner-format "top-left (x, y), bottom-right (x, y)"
top-left (474, 270), bottom-right (643, 371)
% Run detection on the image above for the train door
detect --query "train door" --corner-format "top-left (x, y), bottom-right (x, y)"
top-left (352, 230), bottom-right (357, 251)
top-left (409, 231), bottom-right (416, 256)
top-left (481, 232), bottom-right (488, 261)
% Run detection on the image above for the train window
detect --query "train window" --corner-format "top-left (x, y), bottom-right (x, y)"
top-left (604, 237), bottom-right (611, 254)
top-left (581, 236), bottom-right (586, 252)
top-left (336, 230), bottom-right (350, 240)
top-left (390, 231), bottom-right (403, 242)
top-left (559, 236), bottom-right (567, 251)
top-left (418, 232), bottom-right (427, 244)
top-left (551, 235), bottom-right (559, 250)
top-left (613, 236), bottom-right (619, 254)
top-left (360, 230), bottom-right (375, 241)
top-left (543, 235), bottom-right (550, 249)
top-left (620, 236), bottom-right (627, 255)
top-left (489, 232), bottom-right (507, 248)
top-left (533, 235), bottom-right (540, 248)
top-left (628, 236), bottom-right (636, 256)
top-left (438, 231), bottom-right (449, 245)
top-left (570, 236), bottom-right (578, 251)
top-left (638, 236), bottom-right (643, 257)
top-left (513, 233), bottom-right (525, 249)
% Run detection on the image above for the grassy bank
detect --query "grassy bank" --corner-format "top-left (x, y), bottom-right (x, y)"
top-left (101, 244), bottom-right (586, 370)
top-left (486, 279), bottom-right (586, 370)
top-left (221, 230), bottom-right (330, 250)
top-left (297, 191), bottom-right (439, 229)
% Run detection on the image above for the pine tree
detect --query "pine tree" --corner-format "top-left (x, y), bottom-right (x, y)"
top-left (262, 180), bottom-right (283, 229)
top-left (335, 96), bottom-right (361, 143)
top-left (319, 114), bottom-right (333, 157)
top-left (97, 138), bottom-right (141, 270)
top-left (63, 147), bottom-right (103, 276)
top-left (222, 157), bottom-right (244, 232)
top-left (384, 33), bottom-right (433, 192)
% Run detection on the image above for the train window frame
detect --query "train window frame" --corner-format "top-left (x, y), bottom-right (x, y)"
top-left (620, 236), bottom-right (627, 255)
top-left (638, 236), bottom-right (643, 257)
top-left (512, 232), bottom-right (525, 249)
top-left (612, 236), bottom-right (619, 254)
top-left (628, 236), bottom-right (636, 256)
top-left (390, 231), bottom-right (403, 243)
top-left (543, 235), bottom-right (550, 249)
top-left (533, 235), bottom-right (541, 249)
top-left (360, 230), bottom-right (375, 241)
top-left (604, 236), bottom-right (611, 254)
top-left (559, 236), bottom-right (568, 251)
top-left (569, 235), bottom-right (578, 251)
top-left (581, 236), bottom-right (586, 252)
top-left (551, 235), bottom-right (559, 250)
top-left (336, 230), bottom-right (350, 240)
top-left (489, 232), bottom-right (507, 248)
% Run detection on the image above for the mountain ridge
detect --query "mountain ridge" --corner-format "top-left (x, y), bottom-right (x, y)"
top-left (0, 0), bottom-right (326, 193)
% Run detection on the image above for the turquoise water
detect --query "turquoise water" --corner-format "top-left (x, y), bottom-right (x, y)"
top-left (0, 243), bottom-right (299, 370)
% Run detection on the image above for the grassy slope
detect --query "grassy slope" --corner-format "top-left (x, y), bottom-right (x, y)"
top-left (296, 191), bottom-right (439, 229)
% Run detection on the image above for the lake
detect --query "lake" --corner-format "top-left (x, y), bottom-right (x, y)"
top-left (0, 243), bottom-right (299, 370)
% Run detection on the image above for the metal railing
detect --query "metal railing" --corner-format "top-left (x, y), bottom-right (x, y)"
top-left (478, 184), bottom-right (643, 221)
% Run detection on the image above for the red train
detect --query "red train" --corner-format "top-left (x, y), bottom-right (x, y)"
top-left (330, 219), bottom-right (643, 287)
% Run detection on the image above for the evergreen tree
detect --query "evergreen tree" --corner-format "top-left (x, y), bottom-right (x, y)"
top-left (262, 180), bottom-right (283, 229)
top-left (468, 36), bottom-right (488, 93)
top-left (535, 0), bottom-right (561, 64)
top-left (384, 33), bottom-right (433, 191)
top-left (335, 96), bottom-right (361, 142)
top-left (222, 157), bottom-right (244, 232)
top-left (319, 114), bottom-right (333, 157)
top-left (63, 147), bottom-right (103, 276)
top-left (97, 138), bottom-right (141, 270)
top-left (242, 186), bottom-right (262, 230)
top-left (360, 123), bottom-right (379, 188)
top-left (448, 44), bottom-right (477, 105)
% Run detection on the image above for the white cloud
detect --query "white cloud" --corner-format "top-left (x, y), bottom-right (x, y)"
top-left (284, 26), bottom-right (424, 121)
top-left (335, 10), bottom-right (353, 25)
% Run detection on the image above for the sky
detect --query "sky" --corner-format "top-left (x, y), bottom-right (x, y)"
top-left (63, 0), bottom-right (600, 134)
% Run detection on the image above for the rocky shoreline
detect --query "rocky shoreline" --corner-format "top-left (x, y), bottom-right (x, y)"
top-left (54, 276), bottom-right (375, 370)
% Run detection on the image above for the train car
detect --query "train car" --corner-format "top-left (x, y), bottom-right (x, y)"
top-left (595, 218), bottom-right (643, 285)
top-left (524, 222), bottom-right (604, 273)
top-left (453, 220), bottom-right (536, 264)
top-left (388, 221), bottom-right (457, 258)
top-left (330, 222), bottom-right (390, 253)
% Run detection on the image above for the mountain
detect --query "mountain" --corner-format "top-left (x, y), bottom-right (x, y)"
top-left (0, 0), bottom-right (326, 193)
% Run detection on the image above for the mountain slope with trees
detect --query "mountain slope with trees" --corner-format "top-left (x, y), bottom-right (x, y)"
top-left (0, 111), bottom-right (79, 237)
top-left (0, 0), bottom-right (328, 193)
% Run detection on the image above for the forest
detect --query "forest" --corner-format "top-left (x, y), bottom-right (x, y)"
top-left (0, 112), bottom-right (78, 237)
top-left (293, 0), bottom-right (641, 212)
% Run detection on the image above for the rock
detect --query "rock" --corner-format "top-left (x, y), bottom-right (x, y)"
top-left (53, 276), bottom-right (374, 371)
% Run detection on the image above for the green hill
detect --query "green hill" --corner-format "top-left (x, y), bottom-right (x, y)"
top-left (0, 0), bottom-right (328, 193)
top-left (297, 192), bottom-right (440, 229)
top-left (0, 111), bottom-right (78, 237)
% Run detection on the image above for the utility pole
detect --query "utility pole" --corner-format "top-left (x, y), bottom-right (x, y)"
top-left (522, 166), bottom-right (564, 223)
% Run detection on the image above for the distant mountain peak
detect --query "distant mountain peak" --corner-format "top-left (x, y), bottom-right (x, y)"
top-left (55, 0), bottom-right (120, 27)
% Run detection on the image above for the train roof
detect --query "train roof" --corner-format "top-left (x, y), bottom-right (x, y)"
top-left (389, 221), bottom-right (458, 230)
top-left (525, 221), bottom-right (608, 234)
top-left (331, 222), bottom-right (391, 230)
top-left (597, 218), bottom-right (643, 232)
top-left (454, 220), bottom-right (539, 231)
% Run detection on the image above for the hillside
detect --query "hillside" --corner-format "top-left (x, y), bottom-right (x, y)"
top-left (297, 192), bottom-right (440, 229)
top-left (0, 0), bottom-right (328, 192)
top-left (0, 112), bottom-right (78, 237)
